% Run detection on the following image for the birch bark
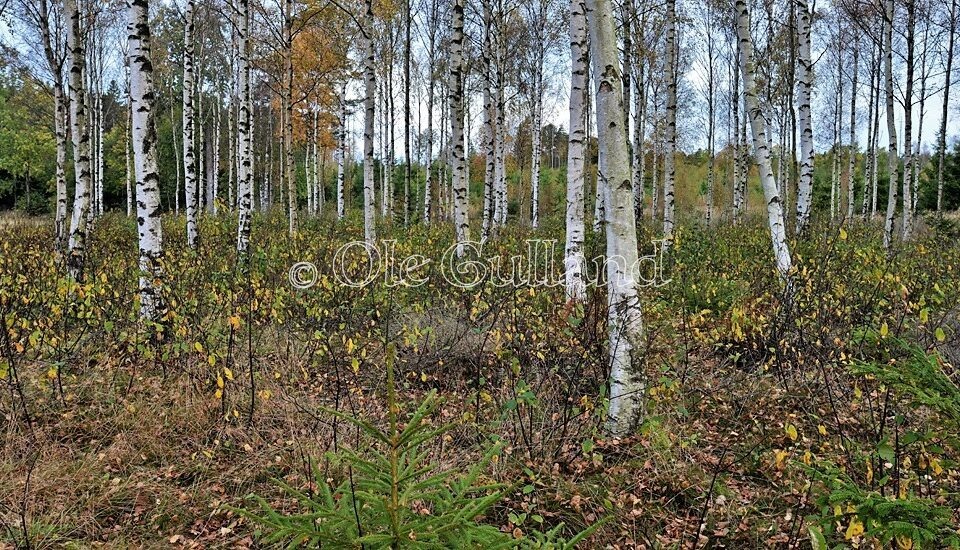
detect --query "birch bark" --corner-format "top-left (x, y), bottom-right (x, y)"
top-left (128, 0), bottom-right (165, 321)
top-left (736, 0), bottom-right (793, 282)
top-left (586, 0), bottom-right (644, 436)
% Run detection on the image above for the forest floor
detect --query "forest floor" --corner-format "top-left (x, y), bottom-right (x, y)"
top-left (1, 213), bottom-right (959, 548)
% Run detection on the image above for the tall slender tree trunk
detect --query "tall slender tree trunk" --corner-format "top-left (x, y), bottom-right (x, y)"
top-left (449, 0), bottom-right (470, 255)
top-left (794, 0), bottom-right (814, 232)
top-left (128, 0), bottom-right (165, 321)
top-left (831, 53), bottom-right (842, 222)
top-left (403, 0), bottom-right (412, 225)
top-left (737, 0), bottom-right (793, 281)
top-left (938, 0), bottom-right (957, 212)
top-left (481, 0), bottom-right (495, 241)
top-left (494, 64), bottom-right (507, 226)
top-left (586, 0), bottom-right (644, 436)
top-left (863, 42), bottom-right (877, 218)
top-left (871, 39), bottom-right (882, 216)
top-left (847, 43), bottom-right (858, 221)
top-left (423, 62), bottom-right (435, 224)
top-left (732, 38), bottom-right (743, 223)
top-left (183, 0), bottom-right (198, 248)
top-left (284, 0), bottom-right (297, 235)
top-left (632, 46), bottom-right (646, 223)
top-left (531, 66), bottom-right (543, 229)
top-left (35, 0), bottom-right (69, 252)
top-left (363, 0), bottom-right (377, 244)
top-left (706, 27), bottom-right (717, 227)
top-left (236, 0), bottom-right (253, 257)
top-left (662, 0), bottom-right (677, 246)
top-left (65, 0), bottom-right (91, 281)
top-left (566, 0), bottom-right (588, 301)
top-left (337, 86), bottom-right (347, 220)
top-left (901, 0), bottom-right (916, 239)
top-left (126, 70), bottom-right (133, 217)
top-left (882, 0), bottom-right (899, 250)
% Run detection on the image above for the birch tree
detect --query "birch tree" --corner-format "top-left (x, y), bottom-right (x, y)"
top-left (337, 84), bottom-right (347, 221)
top-left (14, 0), bottom-right (69, 252)
top-left (662, 0), bottom-right (677, 246)
top-left (183, 0), bottom-right (199, 249)
top-left (65, 0), bottom-right (91, 280)
top-left (586, 0), bottom-right (644, 435)
top-left (795, 0), bottom-right (814, 232)
top-left (736, 0), bottom-right (793, 281)
top-left (128, 0), bottom-right (165, 321)
top-left (362, 0), bottom-right (377, 244)
top-left (900, 0), bottom-right (916, 240)
top-left (565, 0), bottom-right (587, 302)
top-left (846, 40), bottom-right (858, 221)
top-left (882, 0), bottom-right (898, 250)
top-left (937, 0), bottom-right (957, 211)
top-left (421, 0), bottom-right (442, 224)
top-left (449, 0), bottom-right (470, 254)
top-left (236, 0), bottom-right (254, 258)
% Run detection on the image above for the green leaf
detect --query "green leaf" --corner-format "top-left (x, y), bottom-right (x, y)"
top-left (808, 524), bottom-right (828, 550)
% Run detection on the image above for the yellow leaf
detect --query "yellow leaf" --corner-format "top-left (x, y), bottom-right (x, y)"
top-left (844, 517), bottom-right (864, 540)
top-left (896, 535), bottom-right (914, 549)
top-left (866, 460), bottom-right (873, 484)
top-left (919, 309), bottom-right (929, 323)
top-left (47, 367), bottom-right (58, 380)
top-left (216, 376), bottom-right (224, 389)
top-left (207, 354), bottom-right (216, 367)
top-left (785, 424), bottom-right (798, 441)
top-left (194, 342), bottom-right (204, 353)
top-left (215, 389), bottom-right (223, 399)
top-left (224, 368), bottom-right (234, 381)
top-left (880, 322), bottom-right (889, 338)
top-left (774, 449), bottom-right (788, 470)
top-left (228, 315), bottom-right (242, 329)
top-left (351, 357), bottom-right (360, 373)
top-left (346, 338), bottom-right (356, 355)
top-left (935, 327), bottom-right (946, 342)
top-left (818, 424), bottom-right (828, 436)
top-left (839, 228), bottom-right (848, 240)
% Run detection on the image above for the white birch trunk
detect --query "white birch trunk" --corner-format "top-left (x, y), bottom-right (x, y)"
top-left (449, 0), bottom-right (470, 255)
top-left (794, 0), bottom-right (814, 232)
top-left (847, 44), bottom-right (858, 221)
top-left (183, 0), bottom-right (198, 248)
top-left (900, 0), bottom-right (915, 240)
top-left (882, 0), bottom-right (898, 250)
top-left (938, 0), bottom-right (957, 212)
top-left (284, 0), bottom-right (297, 235)
top-left (128, 0), bottom-right (165, 321)
top-left (337, 88), bottom-right (347, 220)
top-left (65, 0), bottom-right (91, 280)
top-left (236, 0), bottom-right (253, 257)
top-left (531, 74), bottom-right (543, 229)
top-left (736, 0), bottom-right (793, 282)
top-left (35, 0), bottom-right (69, 251)
top-left (586, 0), bottom-right (644, 436)
top-left (565, 0), bottom-right (588, 302)
top-left (632, 56), bottom-right (646, 222)
top-left (423, 80), bottom-right (434, 224)
top-left (662, 0), bottom-right (677, 246)
top-left (363, 1), bottom-right (377, 244)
